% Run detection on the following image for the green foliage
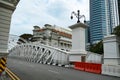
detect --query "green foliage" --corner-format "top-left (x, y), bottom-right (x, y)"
top-left (89, 40), bottom-right (103, 54)
top-left (89, 25), bottom-right (120, 54)
top-left (113, 25), bottom-right (120, 37)
top-left (18, 34), bottom-right (33, 43)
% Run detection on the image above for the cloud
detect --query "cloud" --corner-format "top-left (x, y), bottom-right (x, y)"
top-left (10, 0), bottom-right (89, 35)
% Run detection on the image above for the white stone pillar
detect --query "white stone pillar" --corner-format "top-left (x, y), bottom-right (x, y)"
top-left (103, 35), bottom-right (120, 65)
top-left (0, 0), bottom-right (19, 57)
top-left (102, 35), bottom-right (120, 77)
top-left (69, 23), bottom-right (87, 62)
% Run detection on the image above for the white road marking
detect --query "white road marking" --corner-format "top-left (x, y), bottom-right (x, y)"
top-left (48, 70), bottom-right (60, 74)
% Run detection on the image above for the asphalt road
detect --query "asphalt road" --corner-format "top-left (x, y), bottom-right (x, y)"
top-left (7, 58), bottom-right (120, 80)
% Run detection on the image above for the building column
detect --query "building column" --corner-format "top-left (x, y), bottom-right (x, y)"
top-left (0, 0), bottom-right (19, 57)
top-left (69, 22), bottom-right (87, 62)
top-left (103, 35), bottom-right (120, 65)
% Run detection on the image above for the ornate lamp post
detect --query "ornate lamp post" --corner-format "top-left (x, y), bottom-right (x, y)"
top-left (71, 10), bottom-right (86, 23)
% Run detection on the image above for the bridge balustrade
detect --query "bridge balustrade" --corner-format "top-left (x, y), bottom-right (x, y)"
top-left (9, 43), bottom-right (69, 66)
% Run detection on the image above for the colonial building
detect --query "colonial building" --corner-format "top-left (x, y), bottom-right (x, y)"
top-left (32, 24), bottom-right (72, 51)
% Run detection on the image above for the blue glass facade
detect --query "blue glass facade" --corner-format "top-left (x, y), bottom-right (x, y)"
top-left (85, 21), bottom-right (90, 43)
top-left (90, 0), bottom-right (119, 44)
top-left (90, 0), bottom-right (106, 43)
top-left (106, 0), bottom-right (119, 33)
top-left (118, 0), bottom-right (120, 22)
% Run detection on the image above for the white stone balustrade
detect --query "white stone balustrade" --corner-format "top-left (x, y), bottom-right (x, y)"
top-left (86, 52), bottom-right (103, 63)
top-left (102, 64), bottom-right (120, 77)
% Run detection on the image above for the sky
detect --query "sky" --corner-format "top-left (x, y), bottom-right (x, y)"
top-left (10, 0), bottom-right (89, 36)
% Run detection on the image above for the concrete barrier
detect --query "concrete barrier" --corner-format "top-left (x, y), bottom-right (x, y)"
top-left (74, 62), bottom-right (102, 74)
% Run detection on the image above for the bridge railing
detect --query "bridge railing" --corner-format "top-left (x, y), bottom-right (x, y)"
top-left (102, 64), bottom-right (120, 77)
top-left (9, 43), bottom-right (69, 66)
top-left (86, 51), bottom-right (103, 64)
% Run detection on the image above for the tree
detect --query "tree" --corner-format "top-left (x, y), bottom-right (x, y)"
top-left (113, 25), bottom-right (120, 37)
top-left (89, 25), bottom-right (120, 54)
top-left (89, 40), bottom-right (103, 54)
top-left (18, 34), bottom-right (33, 43)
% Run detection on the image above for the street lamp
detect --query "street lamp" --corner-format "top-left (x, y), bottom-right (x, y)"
top-left (71, 10), bottom-right (86, 23)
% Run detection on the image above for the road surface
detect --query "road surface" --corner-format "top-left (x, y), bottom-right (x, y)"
top-left (7, 58), bottom-right (120, 80)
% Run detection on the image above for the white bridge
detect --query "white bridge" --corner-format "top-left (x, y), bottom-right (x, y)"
top-left (8, 35), bottom-right (69, 66)
top-left (7, 23), bottom-right (120, 77)
top-left (9, 43), bottom-right (69, 66)
top-left (8, 34), bottom-right (103, 67)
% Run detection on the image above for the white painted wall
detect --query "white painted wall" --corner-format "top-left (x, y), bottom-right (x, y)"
top-left (69, 54), bottom-right (82, 62)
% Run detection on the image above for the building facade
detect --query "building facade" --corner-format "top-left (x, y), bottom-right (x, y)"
top-left (90, 0), bottom-right (106, 44)
top-left (105, 0), bottom-right (119, 34)
top-left (90, 0), bottom-right (120, 44)
top-left (32, 24), bottom-right (72, 51)
top-left (85, 21), bottom-right (91, 50)
top-left (118, 0), bottom-right (120, 23)
top-left (85, 21), bottom-right (90, 43)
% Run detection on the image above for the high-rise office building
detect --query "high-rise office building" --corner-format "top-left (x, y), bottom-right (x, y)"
top-left (90, 0), bottom-right (120, 44)
top-left (85, 21), bottom-right (91, 50)
top-left (105, 0), bottom-right (119, 34)
top-left (85, 21), bottom-right (90, 43)
top-left (118, 0), bottom-right (120, 22)
top-left (90, 0), bottom-right (106, 44)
